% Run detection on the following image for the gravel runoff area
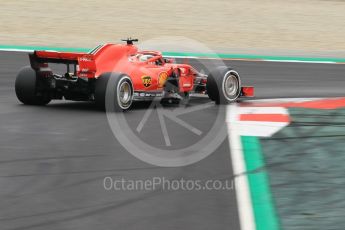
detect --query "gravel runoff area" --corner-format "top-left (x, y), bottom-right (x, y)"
top-left (261, 107), bottom-right (345, 230)
top-left (1, 0), bottom-right (345, 54)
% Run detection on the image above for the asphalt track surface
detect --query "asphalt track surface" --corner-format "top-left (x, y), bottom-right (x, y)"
top-left (0, 51), bottom-right (344, 230)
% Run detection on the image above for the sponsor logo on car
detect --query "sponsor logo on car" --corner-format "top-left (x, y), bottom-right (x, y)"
top-left (134, 92), bottom-right (163, 98)
top-left (183, 83), bottom-right (192, 87)
top-left (158, 72), bottom-right (169, 88)
top-left (79, 57), bottom-right (93, 62)
top-left (141, 76), bottom-right (152, 87)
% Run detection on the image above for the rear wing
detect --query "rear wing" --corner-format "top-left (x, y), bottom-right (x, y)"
top-left (29, 50), bottom-right (97, 78)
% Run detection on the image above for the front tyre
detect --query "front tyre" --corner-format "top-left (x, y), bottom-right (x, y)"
top-left (206, 66), bottom-right (241, 104)
top-left (95, 73), bottom-right (134, 112)
top-left (15, 66), bottom-right (51, 105)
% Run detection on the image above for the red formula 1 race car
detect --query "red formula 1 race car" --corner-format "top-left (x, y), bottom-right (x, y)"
top-left (15, 39), bottom-right (254, 111)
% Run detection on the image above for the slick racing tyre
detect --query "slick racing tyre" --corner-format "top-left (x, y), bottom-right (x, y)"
top-left (95, 72), bottom-right (133, 112)
top-left (15, 66), bottom-right (51, 105)
top-left (206, 66), bottom-right (241, 104)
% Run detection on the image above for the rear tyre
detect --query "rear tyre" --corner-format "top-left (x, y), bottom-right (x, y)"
top-left (15, 66), bottom-right (51, 105)
top-left (95, 72), bottom-right (133, 112)
top-left (206, 66), bottom-right (241, 104)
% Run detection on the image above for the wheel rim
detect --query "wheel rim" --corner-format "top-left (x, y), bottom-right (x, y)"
top-left (117, 80), bottom-right (132, 109)
top-left (223, 73), bottom-right (239, 100)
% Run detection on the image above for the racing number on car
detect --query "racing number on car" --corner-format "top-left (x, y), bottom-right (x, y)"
top-left (141, 76), bottom-right (152, 87)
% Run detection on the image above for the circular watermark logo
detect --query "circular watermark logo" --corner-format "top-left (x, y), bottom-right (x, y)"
top-left (105, 36), bottom-right (229, 167)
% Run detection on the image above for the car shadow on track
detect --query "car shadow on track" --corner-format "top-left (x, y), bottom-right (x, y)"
top-left (43, 97), bottom-right (214, 112)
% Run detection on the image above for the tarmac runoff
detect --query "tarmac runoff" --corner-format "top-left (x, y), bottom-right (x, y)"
top-left (1, 47), bottom-right (345, 230)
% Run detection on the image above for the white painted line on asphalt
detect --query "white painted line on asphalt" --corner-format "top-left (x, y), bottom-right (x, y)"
top-left (0, 48), bottom-right (34, 52)
top-left (167, 56), bottom-right (338, 64)
top-left (263, 59), bottom-right (336, 64)
top-left (163, 55), bottom-right (199, 59)
top-left (236, 106), bottom-right (288, 115)
top-left (227, 104), bottom-right (256, 230)
top-left (246, 97), bottom-right (323, 102)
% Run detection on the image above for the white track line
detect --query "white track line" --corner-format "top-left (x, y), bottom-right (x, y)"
top-left (0, 48), bottom-right (34, 53)
top-left (246, 97), bottom-right (323, 103)
top-left (227, 104), bottom-right (256, 230)
top-left (263, 59), bottom-right (336, 64)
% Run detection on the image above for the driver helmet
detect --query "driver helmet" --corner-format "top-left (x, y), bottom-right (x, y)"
top-left (138, 54), bottom-right (154, 62)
